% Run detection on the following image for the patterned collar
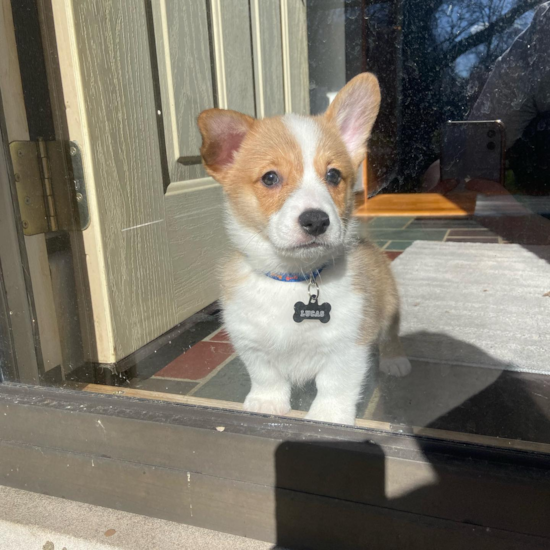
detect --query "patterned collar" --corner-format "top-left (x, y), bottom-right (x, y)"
top-left (264, 265), bottom-right (327, 283)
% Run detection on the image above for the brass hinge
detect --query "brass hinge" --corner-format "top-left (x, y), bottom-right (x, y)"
top-left (10, 139), bottom-right (89, 236)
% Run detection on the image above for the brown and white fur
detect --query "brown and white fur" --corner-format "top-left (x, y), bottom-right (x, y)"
top-left (198, 73), bottom-right (411, 425)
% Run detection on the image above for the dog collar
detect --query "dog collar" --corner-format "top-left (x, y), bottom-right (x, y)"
top-left (264, 265), bottom-right (326, 283)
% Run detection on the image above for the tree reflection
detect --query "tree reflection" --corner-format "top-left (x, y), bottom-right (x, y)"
top-left (367, 0), bottom-right (539, 189)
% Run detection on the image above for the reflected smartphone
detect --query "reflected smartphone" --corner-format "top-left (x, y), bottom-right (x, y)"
top-left (441, 120), bottom-right (506, 184)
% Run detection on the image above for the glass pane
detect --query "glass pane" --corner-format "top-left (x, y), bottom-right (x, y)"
top-left (1, 0), bottom-right (549, 452)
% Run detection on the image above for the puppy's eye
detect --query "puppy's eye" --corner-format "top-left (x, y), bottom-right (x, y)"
top-left (325, 168), bottom-right (342, 186)
top-left (261, 171), bottom-right (279, 187)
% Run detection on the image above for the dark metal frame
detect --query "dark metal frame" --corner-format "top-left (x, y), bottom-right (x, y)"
top-left (0, 264), bottom-right (16, 382)
top-left (1, 381), bottom-right (550, 549)
top-left (0, 90), bottom-right (43, 384)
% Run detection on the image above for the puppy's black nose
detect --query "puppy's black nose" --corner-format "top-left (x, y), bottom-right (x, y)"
top-left (298, 209), bottom-right (330, 236)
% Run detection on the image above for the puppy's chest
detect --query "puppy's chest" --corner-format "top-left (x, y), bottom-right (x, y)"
top-left (225, 271), bottom-right (364, 350)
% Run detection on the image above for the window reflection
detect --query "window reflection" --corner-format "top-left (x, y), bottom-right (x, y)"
top-left (2, 0), bottom-right (549, 449)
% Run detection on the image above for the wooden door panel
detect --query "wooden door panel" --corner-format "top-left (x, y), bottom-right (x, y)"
top-left (152, 0), bottom-right (227, 323)
top-left (284, 0), bottom-right (310, 116)
top-left (211, 0), bottom-right (256, 115)
top-left (71, 0), bottom-right (177, 359)
top-left (165, 183), bottom-right (225, 317)
top-left (50, 0), bottom-right (310, 361)
top-left (155, 0), bottom-right (261, 324)
top-left (251, 0), bottom-right (285, 118)
top-left (155, 0), bottom-right (214, 174)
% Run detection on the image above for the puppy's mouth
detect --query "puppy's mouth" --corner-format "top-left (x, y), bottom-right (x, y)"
top-left (294, 241), bottom-right (325, 249)
top-left (277, 239), bottom-right (331, 252)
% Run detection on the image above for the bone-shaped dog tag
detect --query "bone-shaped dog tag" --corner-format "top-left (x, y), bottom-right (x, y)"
top-left (293, 295), bottom-right (331, 323)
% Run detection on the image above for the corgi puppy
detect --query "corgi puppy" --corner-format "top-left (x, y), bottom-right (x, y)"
top-left (198, 73), bottom-right (411, 425)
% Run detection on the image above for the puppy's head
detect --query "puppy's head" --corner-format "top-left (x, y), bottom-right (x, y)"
top-left (198, 73), bottom-right (380, 266)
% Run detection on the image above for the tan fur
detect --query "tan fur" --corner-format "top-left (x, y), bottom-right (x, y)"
top-left (220, 252), bottom-right (249, 304)
top-left (199, 113), bottom-right (305, 232)
top-left (198, 109), bottom-right (254, 177)
top-left (349, 241), bottom-right (402, 354)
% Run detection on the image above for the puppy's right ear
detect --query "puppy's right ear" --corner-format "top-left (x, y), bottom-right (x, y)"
top-left (198, 109), bottom-right (254, 180)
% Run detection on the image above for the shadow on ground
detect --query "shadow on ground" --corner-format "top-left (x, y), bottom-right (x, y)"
top-left (273, 331), bottom-right (550, 549)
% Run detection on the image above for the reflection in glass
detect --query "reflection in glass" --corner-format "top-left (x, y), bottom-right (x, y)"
top-left (2, 0), bottom-right (549, 450)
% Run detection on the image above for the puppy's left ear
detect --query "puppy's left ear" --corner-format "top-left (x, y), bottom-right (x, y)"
top-left (325, 72), bottom-right (381, 167)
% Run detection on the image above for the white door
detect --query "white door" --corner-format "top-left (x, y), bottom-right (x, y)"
top-left (48, 0), bottom-right (309, 364)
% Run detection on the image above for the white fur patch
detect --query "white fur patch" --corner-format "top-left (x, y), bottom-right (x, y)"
top-left (379, 356), bottom-right (412, 377)
top-left (265, 115), bottom-right (344, 253)
top-left (223, 258), bottom-right (368, 425)
top-left (283, 114), bottom-right (320, 170)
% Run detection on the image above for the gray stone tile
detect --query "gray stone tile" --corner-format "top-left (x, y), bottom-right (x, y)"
top-left (367, 217), bottom-right (414, 229)
top-left (407, 218), bottom-right (481, 229)
top-left (193, 356), bottom-right (250, 402)
top-left (368, 359), bottom-right (503, 429)
top-left (368, 229), bottom-right (448, 241)
top-left (385, 241), bottom-right (414, 251)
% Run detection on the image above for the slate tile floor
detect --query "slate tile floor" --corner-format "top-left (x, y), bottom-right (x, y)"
top-left (112, 215), bottom-right (550, 444)
top-left (364, 216), bottom-right (503, 253)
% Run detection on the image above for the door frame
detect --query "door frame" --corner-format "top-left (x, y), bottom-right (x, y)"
top-left (0, 85), bottom-right (41, 383)
top-left (1, 0), bottom-right (106, 381)
top-left (0, 0), bottom-right (73, 382)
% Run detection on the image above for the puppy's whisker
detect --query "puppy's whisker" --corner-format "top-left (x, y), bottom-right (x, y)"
top-left (239, 231), bottom-right (263, 255)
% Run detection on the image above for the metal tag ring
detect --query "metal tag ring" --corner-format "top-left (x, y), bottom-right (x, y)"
top-left (307, 279), bottom-right (320, 300)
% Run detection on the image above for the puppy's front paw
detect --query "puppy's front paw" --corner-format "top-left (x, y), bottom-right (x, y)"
top-left (305, 405), bottom-right (355, 426)
top-left (380, 356), bottom-right (412, 377)
top-left (243, 392), bottom-right (291, 416)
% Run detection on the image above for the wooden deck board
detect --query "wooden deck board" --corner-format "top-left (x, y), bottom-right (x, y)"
top-left (354, 193), bottom-right (477, 217)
